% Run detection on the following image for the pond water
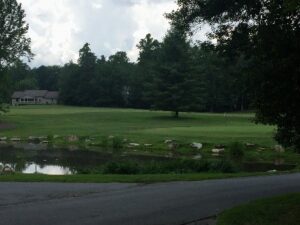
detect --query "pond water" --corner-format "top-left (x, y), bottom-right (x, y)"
top-left (0, 143), bottom-right (296, 175)
top-left (0, 163), bottom-right (73, 175)
top-left (242, 162), bottom-right (296, 172)
top-left (0, 143), bottom-right (167, 175)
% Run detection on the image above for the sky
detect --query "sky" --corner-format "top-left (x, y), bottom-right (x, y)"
top-left (18, 0), bottom-right (208, 67)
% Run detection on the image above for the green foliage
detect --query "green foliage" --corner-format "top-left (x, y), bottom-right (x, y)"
top-left (209, 160), bottom-right (237, 173)
top-left (111, 136), bottom-right (123, 150)
top-left (15, 78), bottom-right (38, 90)
top-left (101, 137), bottom-right (109, 148)
top-left (229, 142), bottom-right (245, 160)
top-left (47, 32), bottom-right (254, 115)
top-left (102, 159), bottom-right (237, 175)
top-left (59, 44), bottom-right (135, 107)
top-left (6, 36), bottom-right (254, 116)
top-left (47, 135), bottom-right (54, 142)
top-left (0, 0), bottom-right (32, 68)
top-left (131, 34), bottom-right (160, 108)
top-left (0, 0), bottom-right (32, 110)
top-left (33, 65), bottom-right (60, 91)
top-left (169, 0), bottom-right (300, 149)
top-left (0, 73), bottom-right (10, 112)
top-left (150, 27), bottom-right (206, 117)
top-left (103, 161), bottom-right (139, 174)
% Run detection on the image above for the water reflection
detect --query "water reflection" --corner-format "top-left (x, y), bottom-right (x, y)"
top-left (1, 143), bottom-right (295, 175)
top-left (0, 143), bottom-right (167, 175)
top-left (22, 164), bottom-right (73, 175)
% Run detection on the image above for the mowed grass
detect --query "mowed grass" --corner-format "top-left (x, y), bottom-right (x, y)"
top-left (217, 193), bottom-right (300, 225)
top-left (0, 105), bottom-right (275, 146)
top-left (0, 172), bottom-right (268, 183)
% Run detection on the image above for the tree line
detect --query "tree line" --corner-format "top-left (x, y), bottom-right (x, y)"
top-left (3, 30), bottom-right (254, 115)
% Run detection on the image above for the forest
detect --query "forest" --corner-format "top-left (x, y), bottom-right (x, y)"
top-left (2, 32), bottom-right (253, 114)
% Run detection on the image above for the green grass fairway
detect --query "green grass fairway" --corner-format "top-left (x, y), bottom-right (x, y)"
top-left (217, 193), bottom-right (300, 225)
top-left (0, 105), bottom-right (275, 147)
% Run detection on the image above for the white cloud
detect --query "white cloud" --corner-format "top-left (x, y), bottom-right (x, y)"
top-left (18, 0), bottom-right (207, 67)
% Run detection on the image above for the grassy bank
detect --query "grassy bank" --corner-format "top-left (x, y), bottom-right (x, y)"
top-left (0, 172), bottom-right (267, 183)
top-left (217, 193), bottom-right (300, 225)
top-left (0, 105), bottom-right (275, 148)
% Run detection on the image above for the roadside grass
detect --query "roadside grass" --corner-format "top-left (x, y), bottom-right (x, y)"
top-left (0, 172), bottom-right (268, 183)
top-left (217, 193), bottom-right (300, 225)
top-left (0, 105), bottom-right (275, 148)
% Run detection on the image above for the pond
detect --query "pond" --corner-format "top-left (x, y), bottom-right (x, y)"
top-left (0, 143), bottom-right (297, 175)
top-left (242, 162), bottom-right (296, 172)
top-left (0, 143), bottom-right (168, 175)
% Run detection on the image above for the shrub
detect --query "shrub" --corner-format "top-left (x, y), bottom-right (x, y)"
top-left (47, 135), bottom-right (54, 142)
top-left (101, 137), bottom-right (108, 148)
top-left (209, 160), bottom-right (237, 173)
top-left (103, 161), bottom-right (139, 174)
top-left (101, 159), bottom-right (237, 175)
top-left (112, 137), bottom-right (123, 150)
top-left (229, 142), bottom-right (245, 160)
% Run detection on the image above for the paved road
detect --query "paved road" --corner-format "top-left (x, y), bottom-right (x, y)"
top-left (0, 173), bottom-right (300, 225)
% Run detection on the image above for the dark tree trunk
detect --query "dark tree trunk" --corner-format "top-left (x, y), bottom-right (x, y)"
top-left (174, 111), bottom-right (179, 118)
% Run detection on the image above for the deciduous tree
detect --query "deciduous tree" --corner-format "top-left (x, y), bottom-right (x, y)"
top-left (0, 0), bottom-right (32, 111)
top-left (169, 0), bottom-right (300, 149)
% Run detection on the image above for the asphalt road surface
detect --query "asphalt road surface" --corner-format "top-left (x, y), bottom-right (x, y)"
top-left (0, 173), bottom-right (300, 225)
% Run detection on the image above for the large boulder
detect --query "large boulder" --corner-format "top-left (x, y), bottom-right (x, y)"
top-left (10, 137), bottom-right (21, 142)
top-left (212, 148), bottom-right (225, 154)
top-left (67, 135), bottom-right (79, 142)
top-left (38, 136), bottom-right (47, 141)
top-left (245, 143), bottom-right (256, 148)
top-left (274, 145), bottom-right (285, 153)
top-left (1, 165), bottom-right (15, 174)
top-left (0, 137), bottom-right (7, 141)
top-left (164, 139), bottom-right (174, 144)
top-left (168, 142), bottom-right (178, 150)
top-left (191, 142), bottom-right (203, 150)
top-left (193, 154), bottom-right (202, 160)
top-left (128, 143), bottom-right (140, 147)
top-left (144, 144), bottom-right (153, 147)
top-left (28, 136), bottom-right (40, 142)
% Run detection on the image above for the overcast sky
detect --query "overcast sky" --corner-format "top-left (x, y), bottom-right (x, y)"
top-left (18, 0), bottom-right (208, 67)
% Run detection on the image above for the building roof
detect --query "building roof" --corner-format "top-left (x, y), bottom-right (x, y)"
top-left (11, 90), bottom-right (59, 99)
top-left (11, 91), bottom-right (24, 98)
top-left (24, 90), bottom-right (48, 97)
top-left (45, 91), bottom-right (59, 99)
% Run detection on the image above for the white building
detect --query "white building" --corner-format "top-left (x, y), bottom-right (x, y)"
top-left (11, 90), bottom-right (59, 105)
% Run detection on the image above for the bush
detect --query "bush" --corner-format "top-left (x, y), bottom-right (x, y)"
top-left (101, 137), bottom-right (108, 148)
top-left (101, 159), bottom-right (238, 175)
top-left (209, 160), bottom-right (237, 173)
top-left (111, 137), bottom-right (123, 150)
top-left (229, 142), bottom-right (245, 160)
top-left (103, 161), bottom-right (139, 174)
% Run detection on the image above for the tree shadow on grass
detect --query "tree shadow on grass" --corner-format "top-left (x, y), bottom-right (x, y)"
top-left (151, 115), bottom-right (197, 121)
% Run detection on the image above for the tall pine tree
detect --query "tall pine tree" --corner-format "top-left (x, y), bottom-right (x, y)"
top-left (152, 27), bottom-right (205, 117)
